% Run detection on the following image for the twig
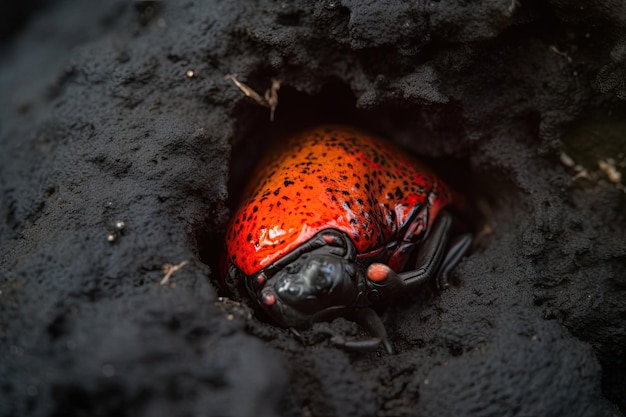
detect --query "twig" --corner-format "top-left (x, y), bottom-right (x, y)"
top-left (160, 260), bottom-right (189, 286)
top-left (225, 74), bottom-right (281, 121)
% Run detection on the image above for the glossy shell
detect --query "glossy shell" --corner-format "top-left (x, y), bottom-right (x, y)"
top-left (226, 125), bottom-right (451, 276)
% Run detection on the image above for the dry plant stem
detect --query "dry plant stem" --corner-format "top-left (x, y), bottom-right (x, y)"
top-left (160, 260), bottom-right (189, 285)
top-left (224, 74), bottom-right (281, 121)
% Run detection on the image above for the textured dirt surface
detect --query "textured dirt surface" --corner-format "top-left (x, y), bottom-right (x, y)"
top-left (1, 1), bottom-right (625, 416)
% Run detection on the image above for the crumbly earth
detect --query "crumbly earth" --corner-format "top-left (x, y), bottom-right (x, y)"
top-left (1, 1), bottom-right (625, 417)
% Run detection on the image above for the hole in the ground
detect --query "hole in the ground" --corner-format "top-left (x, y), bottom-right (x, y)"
top-left (203, 78), bottom-right (503, 310)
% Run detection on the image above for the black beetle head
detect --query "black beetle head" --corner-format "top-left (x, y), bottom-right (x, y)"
top-left (248, 230), bottom-right (360, 328)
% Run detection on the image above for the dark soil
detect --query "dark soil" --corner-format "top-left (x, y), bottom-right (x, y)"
top-left (1, 1), bottom-right (625, 416)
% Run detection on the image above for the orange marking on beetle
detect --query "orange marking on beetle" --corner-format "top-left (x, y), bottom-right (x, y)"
top-left (323, 235), bottom-right (336, 244)
top-left (261, 290), bottom-right (276, 306)
top-left (367, 263), bottom-right (390, 282)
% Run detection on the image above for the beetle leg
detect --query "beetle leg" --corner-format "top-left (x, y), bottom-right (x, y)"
top-left (318, 308), bottom-right (394, 354)
top-left (367, 211), bottom-right (472, 292)
top-left (364, 211), bottom-right (452, 296)
top-left (396, 210), bottom-right (453, 288)
top-left (353, 307), bottom-right (394, 354)
top-left (437, 233), bottom-right (472, 289)
top-left (329, 334), bottom-right (385, 352)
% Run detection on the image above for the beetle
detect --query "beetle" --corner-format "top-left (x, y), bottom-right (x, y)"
top-left (224, 125), bottom-right (472, 352)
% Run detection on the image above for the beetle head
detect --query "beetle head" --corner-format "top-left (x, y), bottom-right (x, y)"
top-left (247, 230), bottom-right (360, 328)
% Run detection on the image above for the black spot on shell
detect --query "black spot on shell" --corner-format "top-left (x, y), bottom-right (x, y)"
top-left (284, 180), bottom-right (295, 187)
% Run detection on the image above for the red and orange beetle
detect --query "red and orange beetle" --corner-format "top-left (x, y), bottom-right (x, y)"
top-left (224, 125), bottom-right (471, 352)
